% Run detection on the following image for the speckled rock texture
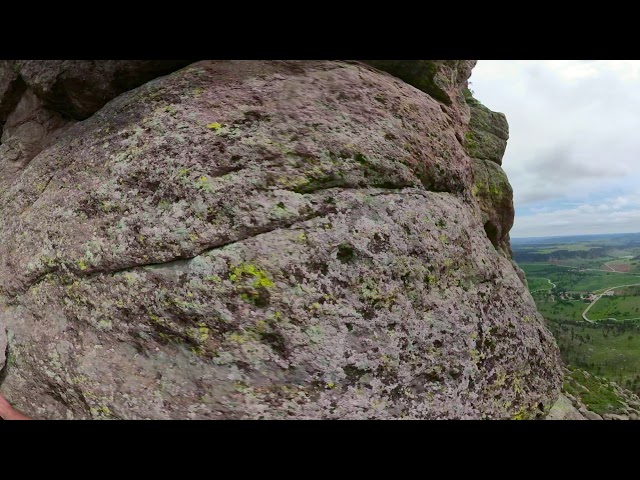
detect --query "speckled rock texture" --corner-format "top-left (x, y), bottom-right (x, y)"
top-left (0, 60), bottom-right (562, 419)
top-left (362, 60), bottom-right (475, 142)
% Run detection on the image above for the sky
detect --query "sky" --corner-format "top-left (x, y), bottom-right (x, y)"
top-left (469, 60), bottom-right (640, 239)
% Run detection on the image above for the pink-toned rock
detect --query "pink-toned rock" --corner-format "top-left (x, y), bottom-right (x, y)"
top-left (0, 60), bottom-right (562, 419)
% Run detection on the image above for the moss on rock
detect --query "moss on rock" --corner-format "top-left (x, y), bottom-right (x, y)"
top-left (463, 92), bottom-right (509, 165)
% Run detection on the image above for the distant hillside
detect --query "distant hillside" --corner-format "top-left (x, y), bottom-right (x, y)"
top-left (512, 232), bottom-right (640, 245)
top-left (514, 247), bottom-right (607, 263)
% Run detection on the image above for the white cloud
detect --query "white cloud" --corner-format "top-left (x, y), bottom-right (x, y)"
top-left (470, 60), bottom-right (640, 237)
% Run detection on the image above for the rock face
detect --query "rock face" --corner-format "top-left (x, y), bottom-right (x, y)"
top-left (0, 60), bottom-right (562, 419)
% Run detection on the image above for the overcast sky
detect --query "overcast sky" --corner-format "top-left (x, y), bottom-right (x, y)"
top-left (470, 60), bottom-right (640, 239)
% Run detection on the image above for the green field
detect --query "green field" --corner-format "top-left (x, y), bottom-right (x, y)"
top-left (603, 258), bottom-right (640, 273)
top-left (568, 272), bottom-right (640, 293)
top-left (590, 297), bottom-right (640, 320)
top-left (536, 244), bottom-right (592, 253)
top-left (557, 256), bottom-right (640, 273)
top-left (520, 263), bottom-right (640, 293)
top-left (535, 298), bottom-right (586, 322)
top-left (589, 289), bottom-right (640, 321)
top-left (528, 277), bottom-right (553, 291)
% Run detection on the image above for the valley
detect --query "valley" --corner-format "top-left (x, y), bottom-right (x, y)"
top-left (515, 232), bottom-right (640, 396)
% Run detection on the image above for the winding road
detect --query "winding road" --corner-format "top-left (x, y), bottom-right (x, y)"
top-left (582, 283), bottom-right (640, 323)
top-left (531, 278), bottom-right (556, 293)
top-left (537, 259), bottom-right (640, 323)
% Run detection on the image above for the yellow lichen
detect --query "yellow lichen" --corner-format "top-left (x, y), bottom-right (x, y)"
top-left (229, 263), bottom-right (274, 288)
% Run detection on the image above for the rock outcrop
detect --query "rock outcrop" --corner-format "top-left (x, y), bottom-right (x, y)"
top-left (546, 394), bottom-right (587, 420)
top-left (463, 91), bottom-right (509, 166)
top-left (0, 60), bottom-right (562, 419)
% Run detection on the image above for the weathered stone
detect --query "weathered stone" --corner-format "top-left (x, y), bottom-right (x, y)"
top-left (630, 412), bottom-right (638, 420)
top-left (0, 89), bottom-right (74, 182)
top-left (471, 158), bottom-right (514, 255)
top-left (362, 60), bottom-right (473, 106)
top-left (464, 93), bottom-right (509, 165)
top-left (13, 60), bottom-right (194, 120)
top-left (547, 395), bottom-right (586, 420)
top-left (360, 60), bottom-right (475, 141)
top-left (0, 60), bottom-right (562, 419)
top-left (0, 60), bottom-right (26, 138)
top-left (603, 413), bottom-right (629, 420)
top-left (579, 407), bottom-right (603, 420)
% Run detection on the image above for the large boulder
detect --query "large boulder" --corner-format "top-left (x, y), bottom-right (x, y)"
top-left (546, 394), bottom-right (586, 420)
top-left (0, 60), bottom-right (562, 419)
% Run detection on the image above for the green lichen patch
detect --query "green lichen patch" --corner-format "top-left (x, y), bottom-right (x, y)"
top-left (229, 263), bottom-right (275, 307)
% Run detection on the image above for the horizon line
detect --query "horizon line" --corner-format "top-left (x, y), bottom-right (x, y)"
top-left (511, 231), bottom-right (640, 240)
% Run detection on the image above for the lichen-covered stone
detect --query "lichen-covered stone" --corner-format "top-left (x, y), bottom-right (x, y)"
top-left (361, 60), bottom-right (476, 140)
top-left (0, 61), bottom-right (194, 183)
top-left (0, 60), bottom-right (562, 419)
top-left (464, 92), bottom-right (509, 165)
top-left (13, 60), bottom-right (193, 120)
top-left (471, 158), bottom-right (514, 255)
top-left (361, 60), bottom-right (465, 105)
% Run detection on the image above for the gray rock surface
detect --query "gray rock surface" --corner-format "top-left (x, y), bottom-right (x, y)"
top-left (547, 395), bottom-right (586, 420)
top-left (603, 413), bottom-right (629, 420)
top-left (579, 407), bottom-right (603, 420)
top-left (0, 60), bottom-right (563, 419)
